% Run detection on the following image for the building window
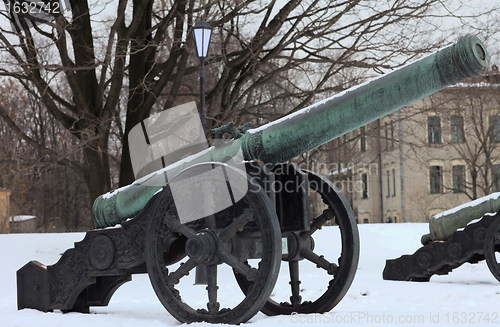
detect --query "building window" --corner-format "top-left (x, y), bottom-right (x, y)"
top-left (489, 116), bottom-right (500, 143)
top-left (360, 126), bottom-right (366, 152)
top-left (452, 165), bottom-right (465, 193)
top-left (450, 116), bottom-right (465, 143)
top-left (429, 166), bottom-right (443, 194)
top-left (361, 173), bottom-right (368, 199)
top-left (493, 164), bottom-right (500, 192)
top-left (386, 170), bottom-right (390, 197)
top-left (392, 168), bottom-right (396, 197)
top-left (428, 116), bottom-right (441, 144)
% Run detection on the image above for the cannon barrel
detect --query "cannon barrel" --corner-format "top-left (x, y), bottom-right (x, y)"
top-left (421, 193), bottom-right (500, 245)
top-left (93, 34), bottom-right (490, 228)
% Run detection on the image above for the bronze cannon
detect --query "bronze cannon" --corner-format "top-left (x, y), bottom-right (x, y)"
top-left (18, 35), bottom-right (490, 324)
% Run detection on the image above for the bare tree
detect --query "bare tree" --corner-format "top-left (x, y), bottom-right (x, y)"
top-left (0, 79), bottom-right (90, 230)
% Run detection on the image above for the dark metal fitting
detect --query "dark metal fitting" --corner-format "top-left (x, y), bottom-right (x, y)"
top-left (185, 231), bottom-right (218, 264)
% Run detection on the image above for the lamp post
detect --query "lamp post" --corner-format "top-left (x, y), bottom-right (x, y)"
top-left (193, 21), bottom-right (213, 131)
top-left (192, 21), bottom-right (213, 285)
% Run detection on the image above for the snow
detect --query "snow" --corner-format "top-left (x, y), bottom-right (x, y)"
top-left (432, 192), bottom-right (500, 219)
top-left (101, 188), bottom-right (122, 199)
top-left (452, 82), bottom-right (500, 88)
top-left (2, 223), bottom-right (499, 327)
top-left (9, 215), bottom-right (36, 222)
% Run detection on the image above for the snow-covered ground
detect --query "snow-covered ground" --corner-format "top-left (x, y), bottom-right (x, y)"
top-left (1, 223), bottom-right (499, 327)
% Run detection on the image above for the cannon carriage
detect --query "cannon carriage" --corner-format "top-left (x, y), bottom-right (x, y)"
top-left (17, 35), bottom-right (490, 324)
top-left (17, 160), bottom-right (359, 324)
top-left (384, 193), bottom-right (500, 283)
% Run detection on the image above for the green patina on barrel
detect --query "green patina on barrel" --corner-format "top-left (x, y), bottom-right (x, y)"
top-left (93, 35), bottom-right (490, 228)
top-left (241, 35), bottom-right (489, 163)
top-left (421, 193), bottom-right (500, 245)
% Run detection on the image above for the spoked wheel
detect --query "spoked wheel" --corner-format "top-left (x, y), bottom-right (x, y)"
top-left (235, 170), bottom-right (359, 315)
top-left (145, 163), bottom-right (281, 324)
top-left (484, 215), bottom-right (500, 282)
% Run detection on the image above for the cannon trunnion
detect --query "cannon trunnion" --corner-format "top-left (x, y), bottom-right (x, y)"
top-left (17, 162), bottom-right (359, 324)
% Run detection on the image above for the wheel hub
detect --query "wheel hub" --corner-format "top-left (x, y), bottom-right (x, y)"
top-left (282, 232), bottom-right (315, 261)
top-left (186, 231), bottom-right (218, 264)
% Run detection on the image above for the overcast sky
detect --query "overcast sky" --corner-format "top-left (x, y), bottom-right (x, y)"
top-left (0, 1), bottom-right (498, 66)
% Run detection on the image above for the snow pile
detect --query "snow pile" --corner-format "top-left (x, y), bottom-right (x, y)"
top-left (1, 223), bottom-right (499, 327)
top-left (9, 215), bottom-right (36, 222)
top-left (452, 82), bottom-right (500, 88)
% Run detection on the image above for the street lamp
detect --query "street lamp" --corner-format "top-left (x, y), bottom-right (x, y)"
top-left (193, 21), bottom-right (213, 285)
top-left (193, 21), bottom-right (213, 131)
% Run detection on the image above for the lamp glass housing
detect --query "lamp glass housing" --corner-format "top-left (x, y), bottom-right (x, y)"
top-left (193, 21), bottom-right (212, 59)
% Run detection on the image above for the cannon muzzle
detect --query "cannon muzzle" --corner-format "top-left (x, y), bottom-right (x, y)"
top-left (93, 34), bottom-right (490, 228)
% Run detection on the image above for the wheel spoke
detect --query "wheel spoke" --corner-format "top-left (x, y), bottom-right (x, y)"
top-left (219, 250), bottom-right (258, 281)
top-left (167, 258), bottom-right (197, 285)
top-left (302, 249), bottom-right (339, 276)
top-left (229, 169), bottom-right (359, 316)
top-left (302, 209), bottom-right (333, 238)
top-left (289, 260), bottom-right (302, 307)
top-left (206, 265), bottom-right (220, 314)
top-left (146, 172), bottom-right (283, 324)
top-left (163, 214), bottom-right (196, 238)
top-left (219, 208), bottom-right (255, 242)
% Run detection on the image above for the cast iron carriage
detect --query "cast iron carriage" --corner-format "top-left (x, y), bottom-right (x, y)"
top-left (384, 193), bottom-right (500, 282)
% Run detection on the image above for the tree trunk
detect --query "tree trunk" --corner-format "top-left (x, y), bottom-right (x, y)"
top-left (83, 145), bottom-right (111, 228)
top-left (118, 0), bottom-right (154, 187)
top-left (471, 168), bottom-right (478, 200)
top-left (119, 110), bottom-right (144, 186)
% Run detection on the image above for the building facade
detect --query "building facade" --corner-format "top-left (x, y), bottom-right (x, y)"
top-left (329, 69), bottom-right (500, 223)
